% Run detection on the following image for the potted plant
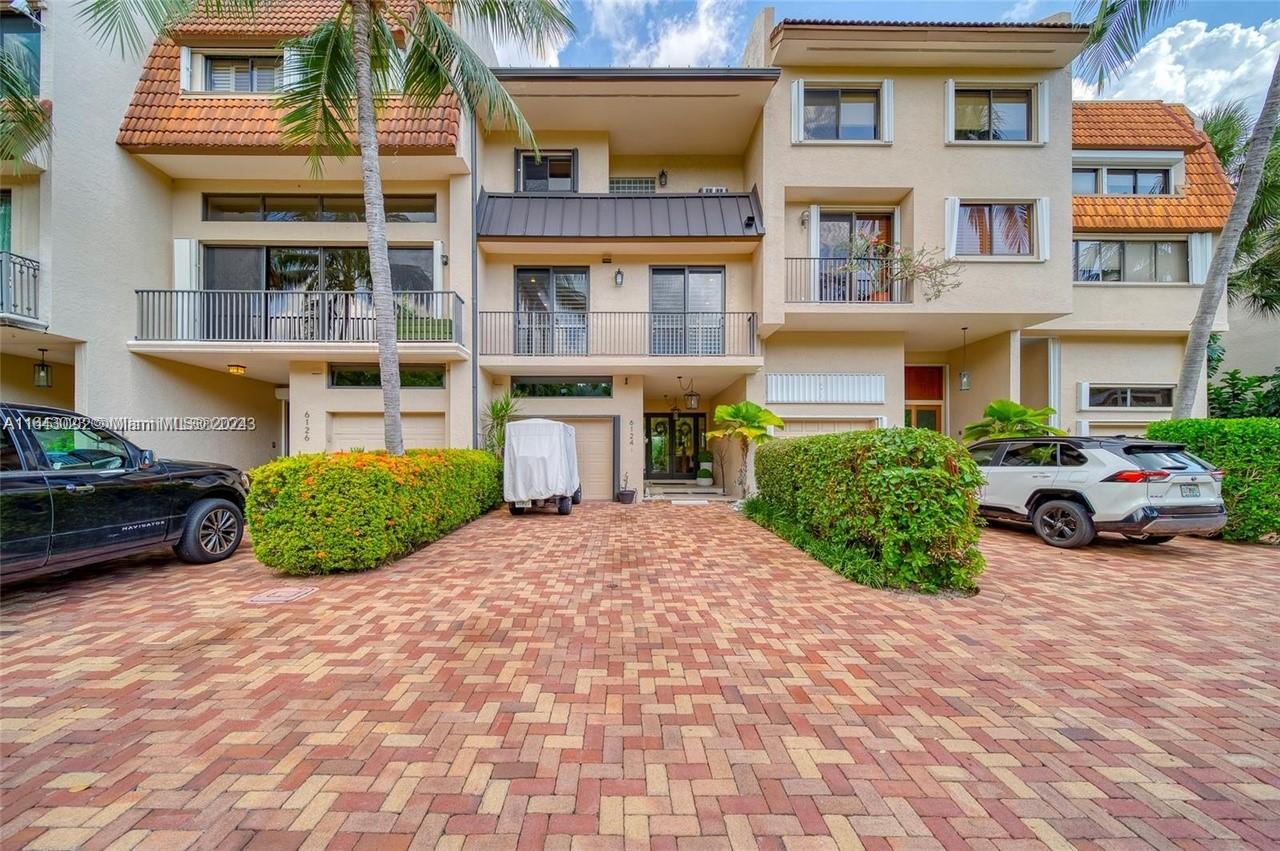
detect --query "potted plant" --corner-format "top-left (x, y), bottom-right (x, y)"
top-left (618, 473), bottom-right (636, 504)
top-left (696, 449), bottom-right (714, 484)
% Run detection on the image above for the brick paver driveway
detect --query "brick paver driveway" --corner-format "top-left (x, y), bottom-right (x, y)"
top-left (3, 504), bottom-right (1278, 850)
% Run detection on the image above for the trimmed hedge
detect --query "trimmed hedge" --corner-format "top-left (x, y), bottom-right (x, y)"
top-left (1145, 418), bottom-right (1280, 543)
top-left (748, 428), bottom-right (985, 592)
top-left (246, 449), bottom-right (501, 574)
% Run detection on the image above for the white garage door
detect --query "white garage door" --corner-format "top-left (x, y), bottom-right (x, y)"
top-left (327, 412), bottom-right (446, 452)
top-left (783, 418), bottom-right (877, 437)
top-left (537, 417), bottom-right (614, 500)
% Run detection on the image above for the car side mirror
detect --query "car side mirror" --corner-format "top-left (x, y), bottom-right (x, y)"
top-left (139, 449), bottom-right (158, 469)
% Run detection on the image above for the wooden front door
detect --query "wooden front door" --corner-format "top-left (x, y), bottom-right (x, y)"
top-left (905, 404), bottom-right (944, 431)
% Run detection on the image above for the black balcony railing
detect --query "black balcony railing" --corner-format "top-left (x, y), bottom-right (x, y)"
top-left (785, 256), bottom-right (912, 304)
top-left (1, 252), bottom-right (40, 322)
top-left (135, 289), bottom-right (463, 344)
top-left (478, 311), bottom-right (757, 357)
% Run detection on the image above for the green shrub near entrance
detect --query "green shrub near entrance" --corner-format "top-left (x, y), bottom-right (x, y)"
top-left (246, 449), bottom-right (501, 575)
top-left (1145, 418), bottom-right (1280, 543)
top-left (747, 428), bottom-right (985, 593)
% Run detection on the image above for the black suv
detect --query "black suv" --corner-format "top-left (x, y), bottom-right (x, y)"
top-left (1, 403), bottom-right (248, 583)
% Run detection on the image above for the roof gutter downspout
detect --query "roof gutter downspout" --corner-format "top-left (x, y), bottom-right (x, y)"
top-left (470, 116), bottom-right (481, 449)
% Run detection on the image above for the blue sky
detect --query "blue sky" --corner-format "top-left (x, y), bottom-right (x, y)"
top-left (492, 0), bottom-right (1280, 116)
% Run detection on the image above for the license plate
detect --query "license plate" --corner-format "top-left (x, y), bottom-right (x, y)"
top-left (515, 500), bottom-right (532, 508)
top-left (1180, 484), bottom-right (1200, 497)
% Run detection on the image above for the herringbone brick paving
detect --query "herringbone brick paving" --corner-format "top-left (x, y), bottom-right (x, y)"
top-left (2, 503), bottom-right (1277, 850)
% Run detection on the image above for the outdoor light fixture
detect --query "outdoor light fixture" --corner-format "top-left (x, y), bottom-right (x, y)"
top-left (614, 268), bottom-right (624, 287)
top-left (32, 348), bottom-right (52, 388)
top-left (658, 169), bottom-right (668, 187)
top-left (678, 375), bottom-right (700, 410)
top-left (227, 364), bottom-right (247, 377)
top-left (958, 327), bottom-right (971, 391)
top-left (800, 209), bottom-right (810, 229)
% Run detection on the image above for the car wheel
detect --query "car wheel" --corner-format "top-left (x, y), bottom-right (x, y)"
top-left (571, 486), bottom-right (582, 505)
top-left (175, 498), bottom-right (243, 564)
top-left (508, 504), bottom-right (526, 516)
top-left (1124, 534), bottom-right (1175, 545)
top-left (1032, 500), bottom-right (1095, 548)
top-left (557, 496), bottom-right (572, 515)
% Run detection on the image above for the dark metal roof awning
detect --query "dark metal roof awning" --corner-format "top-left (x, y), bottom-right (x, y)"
top-left (477, 189), bottom-right (765, 240)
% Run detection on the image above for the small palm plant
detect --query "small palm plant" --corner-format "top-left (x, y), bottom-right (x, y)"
top-left (706, 401), bottom-right (784, 496)
top-left (961, 399), bottom-right (1065, 444)
top-left (482, 392), bottom-right (520, 458)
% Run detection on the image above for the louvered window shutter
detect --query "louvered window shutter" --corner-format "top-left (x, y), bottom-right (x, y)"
top-left (1036, 198), bottom-right (1051, 261)
top-left (252, 58), bottom-right (280, 92)
top-left (791, 79), bottom-right (805, 143)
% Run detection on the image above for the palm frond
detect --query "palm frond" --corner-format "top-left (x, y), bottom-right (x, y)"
top-left (450, 0), bottom-right (575, 59)
top-left (1076, 0), bottom-right (1183, 92)
top-left (1228, 227), bottom-right (1280, 318)
top-left (1200, 99), bottom-right (1251, 177)
top-left (74, 0), bottom-right (259, 57)
top-left (0, 47), bottom-right (51, 163)
top-left (276, 13), bottom-right (357, 177)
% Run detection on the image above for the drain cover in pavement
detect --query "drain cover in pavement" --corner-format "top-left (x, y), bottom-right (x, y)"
top-left (249, 586), bottom-right (318, 604)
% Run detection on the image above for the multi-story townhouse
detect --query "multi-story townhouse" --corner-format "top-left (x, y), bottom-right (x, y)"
top-left (0, 3), bottom-right (1231, 499)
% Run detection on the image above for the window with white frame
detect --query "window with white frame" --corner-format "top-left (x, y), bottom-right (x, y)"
top-left (954, 87), bottom-right (1031, 141)
top-left (957, 203), bottom-right (1033, 256)
top-left (791, 79), bottom-right (893, 143)
top-left (1073, 239), bottom-right (1189, 282)
top-left (517, 150), bottom-right (576, 193)
top-left (205, 55), bottom-right (280, 92)
top-left (1082, 384), bottom-right (1175, 409)
top-left (1072, 166), bottom-right (1172, 196)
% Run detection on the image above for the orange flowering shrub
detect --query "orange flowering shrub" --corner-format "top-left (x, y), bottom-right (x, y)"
top-left (246, 449), bottom-right (501, 574)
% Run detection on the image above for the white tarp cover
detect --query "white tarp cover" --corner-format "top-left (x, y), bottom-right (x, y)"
top-left (504, 418), bottom-right (581, 502)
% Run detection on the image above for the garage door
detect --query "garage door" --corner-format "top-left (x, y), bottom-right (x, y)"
top-left (783, 418), bottom-right (877, 437)
top-left (327, 412), bottom-right (446, 452)
top-left (535, 417), bottom-right (615, 500)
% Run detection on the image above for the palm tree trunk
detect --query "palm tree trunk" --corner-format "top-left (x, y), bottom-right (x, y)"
top-left (351, 0), bottom-right (405, 454)
top-left (1174, 56), bottom-right (1280, 418)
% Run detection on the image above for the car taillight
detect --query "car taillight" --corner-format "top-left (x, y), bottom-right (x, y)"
top-left (1105, 469), bottom-right (1172, 483)
top-left (1210, 470), bottom-right (1225, 481)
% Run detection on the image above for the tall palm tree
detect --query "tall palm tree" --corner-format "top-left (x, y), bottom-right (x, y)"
top-left (76, 0), bottom-right (574, 454)
top-left (1078, 0), bottom-right (1280, 417)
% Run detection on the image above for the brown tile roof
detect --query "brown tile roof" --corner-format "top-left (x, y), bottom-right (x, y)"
top-left (1072, 101), bottom-right (1234, 233)
top-left (171, 0), bottom-right (432, 38)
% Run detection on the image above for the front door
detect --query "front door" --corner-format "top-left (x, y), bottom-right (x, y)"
top-left (644, 413), bottom-right (704, 479)
top-left (904, 404), bottom-right (943, 431)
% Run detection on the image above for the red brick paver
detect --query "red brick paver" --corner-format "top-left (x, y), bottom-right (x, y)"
top-left (3, 503), bottom-right (1278, 849)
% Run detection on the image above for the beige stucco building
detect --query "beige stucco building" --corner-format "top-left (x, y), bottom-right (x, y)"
top-left (0, 5), bottom-right (1233, 498)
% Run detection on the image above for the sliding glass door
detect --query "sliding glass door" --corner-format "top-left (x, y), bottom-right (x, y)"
top-left (515, 267), bottom-right (588, 355)
top-left (650, 267), bottom-right (724, 355)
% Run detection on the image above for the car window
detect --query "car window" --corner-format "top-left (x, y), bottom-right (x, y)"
top-left (998, 442), bottom-right (1058, 467)
top-left (1059, 445), bottom-right (1088, 467)
top-left (0, 427), bottom-right (23, 471)
top-left (28, 419), bottom-right (131, 472)
top-left (1125, 447), bottom-right (1210, 472)
top-left (968, 445), bottom-right (998, 466)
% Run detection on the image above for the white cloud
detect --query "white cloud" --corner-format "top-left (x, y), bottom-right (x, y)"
top-left (583, 0), bottom-right (744, 67)
top-left (1001, 0), bottom-right (1041, 23)
top-left (1073, 18), bottom-right (1280, 118)
top-left (491, 31), bottom-right (568, 67)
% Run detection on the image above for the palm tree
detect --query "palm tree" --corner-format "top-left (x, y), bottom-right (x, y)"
top-left (706, 401), bottom-right (784, 497)
top-left (1200, 100), bottom-right (1280, 318)
top-left (0, 46), bottom-right (50, 164)
top-left (1078, 0), bottom-right (1280, 418)
top-left (75, 0), bottom-right (574, 454)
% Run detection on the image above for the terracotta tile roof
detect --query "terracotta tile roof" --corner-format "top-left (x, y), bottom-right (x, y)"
top-left (117, 41), bottom-right (458, 153)
top-left (171, 0), bottom-right (434, 38)
top-left (1072, 101), bottom-right (1234, 233)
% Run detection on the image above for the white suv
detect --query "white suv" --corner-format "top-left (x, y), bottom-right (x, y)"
top-left (969, 437), bottom-right (1227, 548)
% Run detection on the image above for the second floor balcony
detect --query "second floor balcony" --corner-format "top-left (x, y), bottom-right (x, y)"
top-left (478, 311), bottom-right (758, 358)
top-left (1, 252), bottom-right (42, 327)
top-left (785, 257), bottom-right (912, 305)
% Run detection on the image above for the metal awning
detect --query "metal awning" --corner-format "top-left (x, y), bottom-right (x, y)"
top-left (477, 189), bottom-right (765, 240)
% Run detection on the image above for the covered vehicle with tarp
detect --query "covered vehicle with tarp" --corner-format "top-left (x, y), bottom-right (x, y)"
top-left (503, 419), bottom-right (582, 515)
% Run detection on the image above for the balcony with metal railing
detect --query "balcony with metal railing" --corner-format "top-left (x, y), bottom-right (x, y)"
top-left (784, 257), bottom-right (913, 304)
top-left (478, 311), bottom-right (758, 359)
top-left (1, 252), bottom-right (42, 327)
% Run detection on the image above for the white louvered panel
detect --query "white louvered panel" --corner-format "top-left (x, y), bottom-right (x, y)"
top-left (208, 59), bottom-right (251, 92)
top-left (766, 373), bottom-right (886, 404)
top-left (253, 59), bottom-right (280, 92)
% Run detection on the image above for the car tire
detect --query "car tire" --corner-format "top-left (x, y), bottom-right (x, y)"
top-left (175, 498), bottom-right (243, 564)
top-left (557, 496), bottom-right (572, 515)
top-left (571, 486), bottom-right (582, 505)
top-left (1032, 500), bottom-right (1095, 548)
top-left (1124, 534), bottom-right (1175, 545)
top-left (508, 504), bottom-right (526, 516)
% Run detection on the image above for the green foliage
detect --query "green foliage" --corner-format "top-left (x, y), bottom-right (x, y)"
top-left (750, 429), bottom-right (985, 592)
top-left (961, 399), bottom-right (1065, 444)
top-left (1146, 417), bottom-right (1280, 542)
top-left (707, 401), bottom-right (785, 494)
top-left (0, 46), bottom-right (51, 162)
top-left (482, 392), bottom-right (521, 457)
top-left (697, 449), bottom-right (714, 464)
top-left (1208, 369), bottom-right (1280, 418)
top-left (246, 449), bottom-right (501, 574)
top-left (1078, 0), bottom-right (1184, 91)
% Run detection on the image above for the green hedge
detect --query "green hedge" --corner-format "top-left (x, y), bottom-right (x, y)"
top-left (1145, 418), bottom-right (1280, 543)
top-left (748, 428), bottom-right (985, 592)
top-left (246, 449), bottom-right (501, 574)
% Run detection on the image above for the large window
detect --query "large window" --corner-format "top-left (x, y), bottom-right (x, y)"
top-left (956, 203), bottom-right (1034, 256)
top-left (204, 245), bottom-right (434, 291)
top-left (954, 88), bottom-right (1031, 142)
top-left (205, 55), bottom-right (280, 93)
top-left (204, 194), bottom-right (436, 223)
top-left (512, 377), bottom-right (613, 398)
top-left (802, 87), bottom-right (879, 141)
top-left (517, 151), bottom-right (575, 193)
top-left (515, 267), bottom-right (589, 355)
top-left (328, 363), bottom-right (444, 388)
top-left (1072, 166), bottom-right (1173, 196)
top-left (1073, 239), bottom-right (1189, 282)
top-left (1087, 385), bottom-right (1174, 409)
top-left (1, 11), bottom-right (40, 94)
top-left (650, 267), bottom-right (725, 355)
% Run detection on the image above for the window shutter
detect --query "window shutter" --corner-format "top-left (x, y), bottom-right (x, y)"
top-left (880, 79), bottom-right (894, 143)
top-left (514, 149), bottom-right (523, 191)
top-left (281, 48), bottom-right (301, 89)
top-left (943, 196), bottom-right (959, 259)
top-left (1188, 232), bottom-right (1212, 284)
top-left (432, 240), bottom-right (444, 293)
top-left (791, 79), bottom-right (805, 143)
top-left (174, 238), bottom-right (200, 339)
top-left (179, 46), bottom-right (192, 91)
top-left (571, 148), bottom-right (579, 192)
top-left (807, 204), bottom-right (821, 299)
top-left (1036, 197), bottom-right (1051, 261)
top-left (1037, 81), bottom-right (1050, 144)
top-left (253, 59), bottom-right (280, 93)
top-left (1077, 382), bottom-right (1090, 410)
top-left (943, 79), bottom-right (956, 143)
